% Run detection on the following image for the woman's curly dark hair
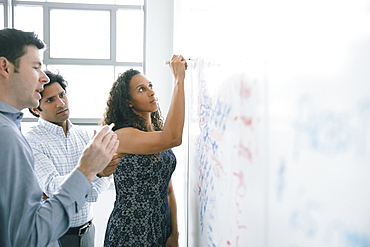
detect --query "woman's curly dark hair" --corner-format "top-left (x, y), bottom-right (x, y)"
top-left (101, 69), bottom-right (164, 132)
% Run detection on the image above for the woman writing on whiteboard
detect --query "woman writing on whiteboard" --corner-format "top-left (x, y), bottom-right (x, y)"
top-left (101, 55), bottom-right (187, 247)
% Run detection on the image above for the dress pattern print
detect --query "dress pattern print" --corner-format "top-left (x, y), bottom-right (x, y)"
top-left (104, 149), bottom-right (176, 247)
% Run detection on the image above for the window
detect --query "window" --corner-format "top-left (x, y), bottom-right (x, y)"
top-left (0, 3), bottom-right (3, 28)
top-left (9, 0), bottom-right (145, 122)
top-left (0, 0), bottom-right (6, 28)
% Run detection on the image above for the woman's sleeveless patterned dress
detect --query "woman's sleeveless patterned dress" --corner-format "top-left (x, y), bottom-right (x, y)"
top-left (104, 149), bottom-right (176, 247)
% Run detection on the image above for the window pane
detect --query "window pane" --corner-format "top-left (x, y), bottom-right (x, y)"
top-left (46, 65), bottom-right (115, 118)
top-left (21, 121), bottom-right (38, 135)
top-left (14, 5), bottom-right (43, 40)
top-left (116, 8), bottom-right (143, 62)
top-left (45, 0), bottom-right (143, 4)
top-left (21, 109), bottom-right (37, 119)
top-left (21, 65), bottom-right (144, 120)
top-left (114, 0), bottom-right (143, 4)
top-left (0, 7), bottom-right (3, 28)
top-left (47, 0), bottom-right (116, 3)
top-left (50, 9), bottom-right (110, 59)
top-left (114, 66), bottom-right (143, 79)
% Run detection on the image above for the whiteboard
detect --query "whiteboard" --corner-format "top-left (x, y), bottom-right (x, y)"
top-left (174, 0), bottom-right (370, 246)
top-left (187, 59), bottom-right (267, 246)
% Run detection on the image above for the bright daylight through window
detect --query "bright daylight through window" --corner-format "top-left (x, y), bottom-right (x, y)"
top-left (1, 0), bottom-right (145, 123)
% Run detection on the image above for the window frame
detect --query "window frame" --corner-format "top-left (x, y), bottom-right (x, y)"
top-left (14, 1), bottom-right (144, 67)
top-left (10, 0), bottom-right (147, 125)
top-left (1, 0), bottom-right (10, 28)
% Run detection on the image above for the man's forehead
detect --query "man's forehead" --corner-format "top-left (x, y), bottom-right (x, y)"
top-left (41, 83), bottom-right (64, 98)
top-left (21, 45), bottom-right (43, 62)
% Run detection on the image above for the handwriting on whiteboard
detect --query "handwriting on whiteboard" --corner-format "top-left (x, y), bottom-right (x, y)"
top-left (188, 58), bottom-right (264, 246)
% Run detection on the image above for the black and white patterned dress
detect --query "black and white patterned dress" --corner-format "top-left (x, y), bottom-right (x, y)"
top-left (104, 150), bottom-right (176, 247)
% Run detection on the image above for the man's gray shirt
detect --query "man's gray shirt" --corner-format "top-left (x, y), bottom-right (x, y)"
top-left (0, 101), bottom-right (91, 247)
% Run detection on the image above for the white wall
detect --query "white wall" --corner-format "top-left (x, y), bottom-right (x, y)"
top-left (144, 0), bottom-right (174, 116)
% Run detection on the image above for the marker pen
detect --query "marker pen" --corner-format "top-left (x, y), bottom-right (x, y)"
top-left (164, 58), bottom-right (192, 65)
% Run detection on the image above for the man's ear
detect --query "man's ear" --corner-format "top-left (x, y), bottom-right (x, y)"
top-left (30, 107), bottom-right (41, 116)
top-left (0, 57), bottom-right (10, 78)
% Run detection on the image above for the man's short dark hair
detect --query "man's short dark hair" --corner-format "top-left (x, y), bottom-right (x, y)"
top-left (0, 28), bottom-right (45, 68)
